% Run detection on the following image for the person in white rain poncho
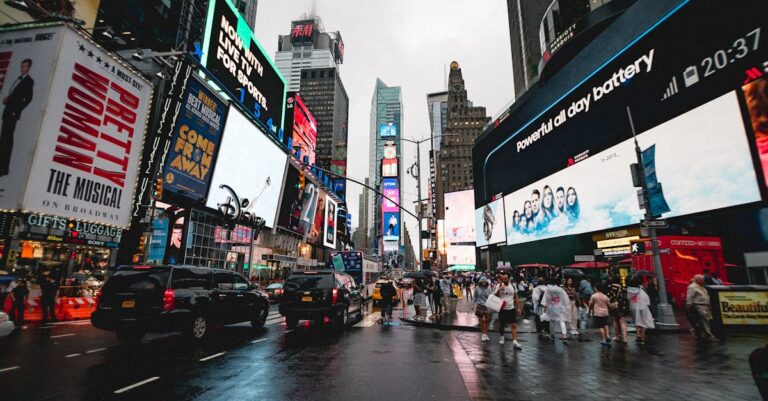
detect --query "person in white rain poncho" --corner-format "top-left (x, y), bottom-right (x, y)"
top-left (531, 276), bottom-right (549, 337)
top-left (627, 278), bottom-right (655, 345)
top-left (541, 277), bottom-right (571, 343)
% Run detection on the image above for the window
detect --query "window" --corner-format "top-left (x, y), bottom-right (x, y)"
top-left (171, 268), bottom-right (211, 290)
top-left (233, 274), bottom-right (250, 291)
top-left (213, 271), bottom-right (234, 290)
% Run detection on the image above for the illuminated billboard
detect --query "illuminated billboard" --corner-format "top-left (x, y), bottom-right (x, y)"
top-left (201, 0), bottom-right (286, 133)
top-left (478, 1), bottom-right (768, 246)
top-left (382, 158), bottom-right (398, 178)
top-left (163, 78), bottom-right (227, 201)
top-left (379, 123), bottom-right (398, 138)
top-left (381, 178), bottom-right (400, 213)
top-left (444, 190), bottom-right (475, 244)
top-left (383, 212), bottom-right (400, 242)
top-left (475, 198), bottom-right (506, 247)
top-left (290, 19), bottom-right (316, 43)
top-left (324, 196), bottom-right (338, 249)
top-left (285, 93), bottom-right (317, 165)
top-left (447, 245), bottom-right (476, 266)
top-left (206, 106), bottom-right (288, 228)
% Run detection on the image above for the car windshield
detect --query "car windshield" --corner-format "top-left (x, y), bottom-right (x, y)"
top-left (285, 274), bottom-right (334, 290)
top-left (104, 268), bottom-right (171, 295)
top-left (266, 283), bottom-right (283, 289)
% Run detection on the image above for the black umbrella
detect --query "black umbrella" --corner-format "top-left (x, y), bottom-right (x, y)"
top-left (422, 270), bottom-right (438, 277)
top-left (562, 268), bottom-right (585, 277)
top-left (404, 271), bottom-right (428, 279)
top-left (631, 270), bottom-right (655, 278)
top-left (495, 266), bottom-right (514, 274)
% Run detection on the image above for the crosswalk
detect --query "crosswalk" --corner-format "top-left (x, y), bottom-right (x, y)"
top-left (265, 310), bottom-right (284, 326)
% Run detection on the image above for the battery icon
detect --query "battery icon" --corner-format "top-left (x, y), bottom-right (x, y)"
top-left (683, 66), bottom-right (699, 87)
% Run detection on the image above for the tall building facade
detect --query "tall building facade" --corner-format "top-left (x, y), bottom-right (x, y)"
top-left (506, 0), bottom-right (550, 98)
top-left (275, 17), bottom-right (348, 200)
top-left (352, 178), bottom-right (371, 253)
top-left (427, 92), bottom-right (448, 219)
top-left (368, 79), bottom-right (403, 256)
top-left (436, 62), bottom-right (489, 216)
top-left (234, 0), bottom-right (258, 30)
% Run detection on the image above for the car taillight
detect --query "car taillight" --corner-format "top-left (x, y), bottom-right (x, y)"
top-left (275, 289), bottom-right (283, 295)
top-left (163, 289), bottom-right (176, 311)
top-left (331, 288), bottom-right (339, 304)
top-left (95, 289), bottom-right (103, 308)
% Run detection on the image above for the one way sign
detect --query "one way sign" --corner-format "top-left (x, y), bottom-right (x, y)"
top-left (640, 219), bottom-right (668, 228)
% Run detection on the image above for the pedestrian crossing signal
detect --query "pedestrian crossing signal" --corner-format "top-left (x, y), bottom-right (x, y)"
top-left (152, 177), bottom-right (163, 200)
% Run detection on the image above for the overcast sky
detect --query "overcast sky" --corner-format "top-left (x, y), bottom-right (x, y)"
top-left (254, 0), bottom-right (515, 256)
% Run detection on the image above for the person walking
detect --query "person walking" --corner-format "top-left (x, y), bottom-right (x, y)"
top-left (9, 279), bottom-right (29, 325)
top-left (40, 275), bottom-right (59, 322)
top-left (627, 277), bottom-right (654, 345)
top-left (532, 276), bottom-right (548, 336)
top-left (686, 274), bottom-right (717, 340)
top-left (412, 278), bottom-right (426, 321)
top-left (542, 278), bottom-right (571, 343)
top-left (589, 283), bottom-right (612, 347)
top-left (495, 273), bottom-right (523, 349)
top-left (379, 277), bottom-right (397, 325)
top-left (563, 277), bottom-right (581, 337)
top-left (473, 276), bottom-right (494, 342)
top-left (439, 274), bottom-right (452, 315)
top-left (608, 277), bottom-right (630, 344)
top-left (431, 276), bottom-right (444, 319)
top-left (464, 275), bottom-right (473, 300)
top-left (579, 277), bottom-right (594, 306)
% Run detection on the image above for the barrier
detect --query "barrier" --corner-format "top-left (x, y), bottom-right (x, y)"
top-left (2, 296), bottom-right (96, 322)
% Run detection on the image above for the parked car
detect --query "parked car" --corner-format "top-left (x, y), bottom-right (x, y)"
top-left (371, 279), bottom-right (400, 305)
top-left (92, 265), bottom-right (270, 343)
top-left (279, 270), bottom-right (363, 330)
top-left (0, 312), bottom-right (14, 337)
top-left (264, 283), bottom-right (284, 303)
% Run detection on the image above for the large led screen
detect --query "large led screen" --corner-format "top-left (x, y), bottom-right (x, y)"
top-left (382, 178), bottom-right (400, 213)
top-left (382, 158), bottom-right (398, 178)
top-left (504, 92), bottom-right (760, 245)
top-left (383, 212), bottom-right (400, 242)
top-left (323, 196), bottom-right (338, 249)
top-left (206, 106), bottom-right (288, 228)
top-left (447, 245), bottom-right (476, 266)
top-left (201, 0), bottom-right (286, 133)
top-left (444, 190), bottom-right (476, 244)
top-left (380, 123), bottom-right (398, 138)
top-left (288, 93), bottom-right (317, 165)
top-left (475, 198), bottom-right (506, 247)
top-left (309, 191), bottom-right (326, 245)
top-left (479, 1), bottom-right (768, 245)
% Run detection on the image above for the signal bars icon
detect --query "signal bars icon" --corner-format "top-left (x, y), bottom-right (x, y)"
top-left (661, 76), bottom-right (679, 101)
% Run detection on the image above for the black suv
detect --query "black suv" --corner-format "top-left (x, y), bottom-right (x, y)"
top-left (92, 265), bottom-right (270, 343)
top-left (279, 270), bottom-right (363, 330)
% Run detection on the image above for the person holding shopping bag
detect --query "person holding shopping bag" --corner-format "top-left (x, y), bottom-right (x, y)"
top-left (473, 276), bottom-right (494, 342)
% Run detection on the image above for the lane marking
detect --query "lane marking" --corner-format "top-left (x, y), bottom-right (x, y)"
top-left (65, 353), bottom-right (81, 358)
top-left (113, 376), bottom-right (160, 394)
top-left (85, 348), bottom-right (107, 354)
top-left (39, 326), bottom-right (56, 329)
top-left (50, 333), bottom-right (75, 339)
top-left (199, 352), bottom-right (225, 362)
top-left (251, 338), bottom-right (268, 344)
top-left (283, 329), bottom-right (293, 334)
top-left (0, 366), bottom-right (20, 373)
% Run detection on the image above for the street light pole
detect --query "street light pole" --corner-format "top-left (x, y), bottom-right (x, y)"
top-left (414, 140), bottom-right (424, 270)
top-left (627, 107), bottom-right (678, 328)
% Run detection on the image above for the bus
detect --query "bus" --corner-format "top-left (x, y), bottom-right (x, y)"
top-left (328, 251), bottom-right (382, 298)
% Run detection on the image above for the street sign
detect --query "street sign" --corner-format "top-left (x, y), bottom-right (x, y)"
top-left (640, 219), bottom-right (668, 228)
top-left (593, 249), bottom-right (604, 256)
top-left (574, 255), bottom-right (596, 262)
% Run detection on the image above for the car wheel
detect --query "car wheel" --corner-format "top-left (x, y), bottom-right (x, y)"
top-left (116, 329), bottom-right (144, 345)
top-left (285, 315), bottom-right (298, 329)
top-left (189, 315), bottom-right (209, 341)
top-left (251, 305), bottom-right (268, 328)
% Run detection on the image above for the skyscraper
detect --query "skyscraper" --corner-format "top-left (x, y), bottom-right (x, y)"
top-left (353, 178), bottom-right (370, 253)
top-left (435, 61), bottom-right (489, 215)
top-left (233, 0), bottom-right (259, 31)
top-left (506, 0), bottom-right (550, 98)
top-left (275, 17), bottom-right (348, 200)
top-left (369, 79), bottom-right (403, 256)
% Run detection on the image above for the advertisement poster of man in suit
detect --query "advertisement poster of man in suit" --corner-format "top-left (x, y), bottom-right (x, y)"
top-left (0, 58), bottom-right (34, 177)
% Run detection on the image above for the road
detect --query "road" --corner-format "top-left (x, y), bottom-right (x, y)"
top-left (0, 303), bottom-right (763, 401)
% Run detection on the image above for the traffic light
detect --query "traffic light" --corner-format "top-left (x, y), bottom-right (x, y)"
top-left (152, 177), bottom-right (163, 200)
top-left (296, 170), bottom-right (305, 190)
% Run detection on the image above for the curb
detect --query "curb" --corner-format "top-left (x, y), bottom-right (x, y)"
top-left (400, 317), bottom-right (691, 335)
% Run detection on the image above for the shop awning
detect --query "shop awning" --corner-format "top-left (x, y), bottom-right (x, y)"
top-left (515, 263), bottom-right (554, 269)
top-left (568, 261), bottom-right (610, 268)
top-left (448, 265), bottom-right (475, 271)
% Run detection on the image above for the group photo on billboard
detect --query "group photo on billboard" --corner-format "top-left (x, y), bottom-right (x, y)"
top-left (504, 92), bottom-right (761, 245)
top-left (206, 106), bottom-right (288, 228)
top-left (163, 78), bottom-right (227, 201)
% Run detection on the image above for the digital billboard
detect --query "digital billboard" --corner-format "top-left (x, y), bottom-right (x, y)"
top-left (163, 78), bottom-right (227, 201)
top-left (324, 196), bottom-right (338, 249)
top-left (309, 190), bottom-right (326, 245)
top-left (382, 158), bottom-right (398, 178)
top-left (447, 245), bottom-right (476, 266)
top-left (444, 190), bottom-right (475, 244)
top-left (479, 1), bottom-right (768, 244)
top-left (383, 212), bottom-right (400, 242)
top-left (276, 165), bottom-right (301, 232)
top-left (290, 19), bottom-right (317, 43)
top-left (206, 106), bottom-right (288, 228)
top-left (381, 178), bottom-right (400, 213)
top-left (0, 25), bottom-right (153, 228)
top-left (285, 93), bottom-right (317, 165)
top-left (379, 123), bottom-right (398, 138)
top-left (201, 0), bottom-right (286, 134)
top-left (475, 198), bottom-right (506, 247)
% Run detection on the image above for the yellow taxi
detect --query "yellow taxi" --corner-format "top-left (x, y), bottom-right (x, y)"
top-left (371, 279), bottom-right (399, 304)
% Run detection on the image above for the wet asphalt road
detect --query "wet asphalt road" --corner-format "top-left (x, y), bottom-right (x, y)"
top-left (0, 306), bottom-right (472, 401)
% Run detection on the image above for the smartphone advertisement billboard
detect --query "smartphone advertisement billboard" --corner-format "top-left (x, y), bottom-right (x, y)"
top-left (478, 1), bottom-right (768, 246)
top-left (381, 178), bottom-right (400, 213)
